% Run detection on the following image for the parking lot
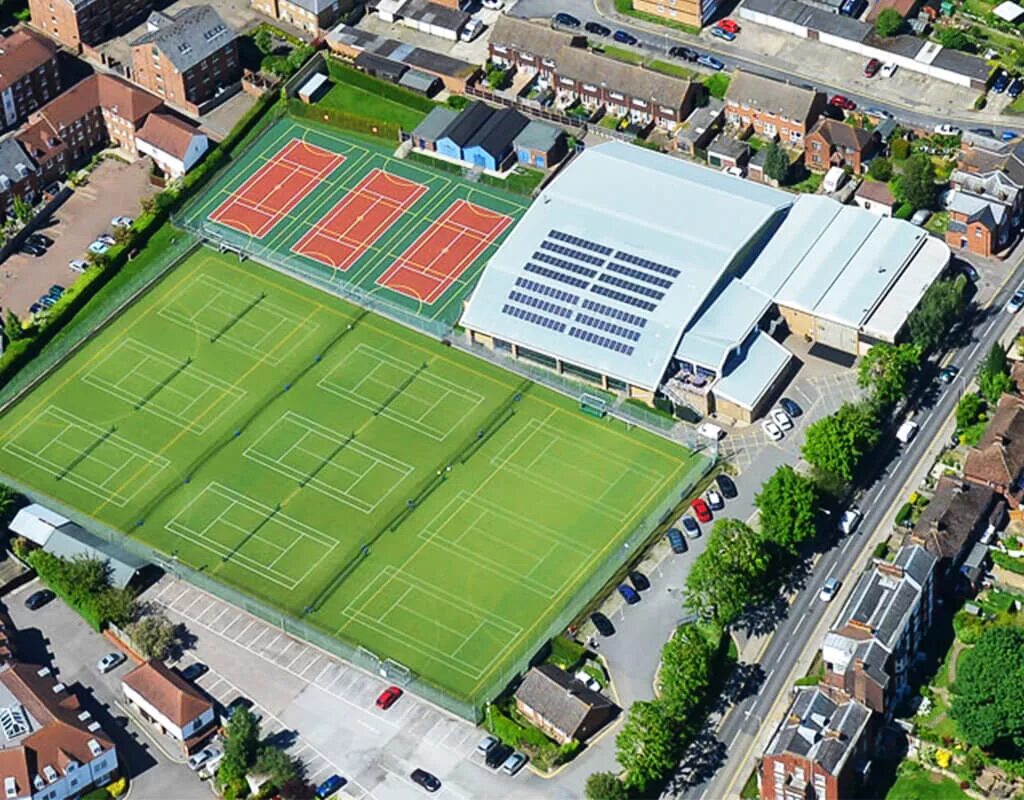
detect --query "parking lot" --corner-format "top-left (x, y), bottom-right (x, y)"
top-left (0, 158), bottom-right (154, 317)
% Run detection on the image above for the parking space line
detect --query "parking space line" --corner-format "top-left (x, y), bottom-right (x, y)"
top-left (232, 620), bottom-right (256, 643)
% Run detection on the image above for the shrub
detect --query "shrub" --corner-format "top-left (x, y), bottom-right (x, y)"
top-left (547, 636), bottom-right (587, 670)
top-left (894, 503), bottom-right (913, 528)
top-left (868, 157), bottom-right (893, 182)
top-left (891, 138), bottom-right (911, 160)
top-left (447, 95), bottom-right (469, 110)
top-left (26, 551), bottom-right (135, 630)
top-left (993, 550), bottom-right (1024, 575)
top-left (975, 94), bottom-right (988, 110)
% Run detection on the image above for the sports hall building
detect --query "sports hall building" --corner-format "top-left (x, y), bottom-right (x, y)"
top-left (460, 142), bottom-right (950, 422)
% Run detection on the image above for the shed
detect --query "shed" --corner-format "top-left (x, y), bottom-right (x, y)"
top-left (513, 119), bottom-right (565, 169)
top-left (514, 664), bottom-right (615, 744)
top-left (353, 51), bottom-right (407, 84)
top-left (462, 107), bottom-right (528, 171)
top-left (994, 0), bottom-right (1024, 21)
top-left (297, 72), bottom-right (330, 104)
top-left (411, 106), bottom-right (459, 151)
top-left (398, 68), bottom-right (442, 96)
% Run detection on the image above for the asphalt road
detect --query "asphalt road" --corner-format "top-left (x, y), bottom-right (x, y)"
top-left (684, 254), bottom-right (1024, 800)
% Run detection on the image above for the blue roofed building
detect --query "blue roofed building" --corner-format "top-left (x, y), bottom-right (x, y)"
top-left (460, 141), bottom-right (950, 422)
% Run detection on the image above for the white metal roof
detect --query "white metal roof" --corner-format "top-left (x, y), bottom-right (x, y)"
top-left (713, 331), bottom-right (792, 411)
top-left (9, 504), bottom-right (68, 546)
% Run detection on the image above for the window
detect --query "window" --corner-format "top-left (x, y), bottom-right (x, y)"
top-left (812, 141), bottom-right (821, 151)
top-left (976, 227), bottom-right (983, 237)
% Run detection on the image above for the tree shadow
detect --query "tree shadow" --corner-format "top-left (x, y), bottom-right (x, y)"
top-left (671, 726), bottom-right (728, 794)
top-left (263, 728), bottom-right (299, 750)
top-left (733, 593), bottom-right (791, 638)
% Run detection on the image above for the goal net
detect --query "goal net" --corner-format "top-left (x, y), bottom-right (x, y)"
top-left (579, 393), bottom-right (609, 418)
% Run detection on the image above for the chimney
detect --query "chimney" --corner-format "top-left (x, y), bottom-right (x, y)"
top-left (876, 561), bottom-right (905, 580)
top-left (848, 618), bottom-right (874, 635)
top-left (825, 727), bottom-right (843, 740)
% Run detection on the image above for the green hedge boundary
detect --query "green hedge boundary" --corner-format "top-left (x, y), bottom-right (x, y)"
top-left (24, 550), bottom-right (105, 630)
top-left (993, 550), bottom-right (1024, 575)
top-left (286, 98), bottom-right (402, 141)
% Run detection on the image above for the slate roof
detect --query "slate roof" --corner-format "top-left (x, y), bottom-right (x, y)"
top-left (910, 476), bottom-right (995, 563)
top-left (764, 688), bottom-right (871, 777)
top-left (132, 6), bottom-right (235, 74)
top-left (809, 119), bottom-right (874, 152)
top-left (400, 0), bottom-right (468, 32)
top-left (947, 189), bottom-right (1008, 229)
top-left (438, 100), bottom-right (493, 147)
top-left (727, 70), bottom-right (822, 123)
top-left (122, 660), bottom-right (212, 727)
top-left (465, 107), bottom-right (528, 156)
top-left (412, 106), bottom-right (458, 141)
top-left (514, 664), bottom-right (613, 737)
top-left (965, 393), bottom-right (1024, 488)
top-left (0, 136), bottom-right (35, 189)
top-left (958, 138), bottom-right (1024, 186)
top-left (950, 168), bottom-right (1021, 205)
top-left (515, 119), bottom-right (562, 152)
top-left (286, 0), bottom-right (338, 11)
top-left (489, 15), bottom-right (585, 62)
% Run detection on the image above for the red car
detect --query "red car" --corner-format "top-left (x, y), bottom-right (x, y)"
top-left (864, 58), bottom-right (881, 77)
top-left (690, 497), bottom-right (712, 523)
top-left (717, 18), bottom-right (740, 33)
top-left (830, 94), bottom-right (856, 110)
top-left (375, 686), bottom-right (403, 710)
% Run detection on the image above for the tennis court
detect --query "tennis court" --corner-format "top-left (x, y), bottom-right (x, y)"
top-left (179, 117), bottom-right (529, 325)
top-left (0, 247), bottom-right (704, 712)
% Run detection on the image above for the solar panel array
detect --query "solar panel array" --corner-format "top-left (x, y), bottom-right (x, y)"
top-left (498, 231), bottom-right (682, 360)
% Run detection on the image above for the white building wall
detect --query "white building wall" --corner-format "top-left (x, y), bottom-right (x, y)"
top-left (29, 745), bottom-right (117, 800)
top-left (137, 133), bottom-right (208, 178)
top-left (122, 683), bottom-right (213, 741)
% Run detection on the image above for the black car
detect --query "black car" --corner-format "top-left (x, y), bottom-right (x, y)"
top-left (970, 127), bottom-right (998, 139)
top-left (180, 662), bottom-right (208, 681)
top-left (27, 233), bottom-right (53, 248)
top-left (681, 516), bottom-right (701, 538)
top-left (1010, 77), bottom-right (1024, 98)
top-left (590, 611), bottom-right (615, 637)
top-left (666, 527), bottom-right (687, 553)
top-left (628, 570), bottom-right (650, 591)
top-left (585, 21), bottom-right (611, 36)
top-left (613, 30), bottom-right (638, 46)
top-left (552, 12), bottom-right (581, 28)
top-left (715, 474), bottom-right (738, 499)
top-left (410, 769), bottom-right (441, 792)
top-left (669, 45), bottom-right (698, 61)
top-left (954, 261), bottom-right (979, 282)
top-left (779, 397), bottom-right (802, 417)
top-left (25, 589), bottom-right (55, 610)
top-left (19, 242), bottom-right (45, 257)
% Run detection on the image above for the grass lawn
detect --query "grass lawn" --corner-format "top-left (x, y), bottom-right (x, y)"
top-left (925, 210), bottom-right (950, 236)
top-left (704, 73), bottom-right (731, 100)
top-left (790, 171), bottom-right (823, 194)
top-left (0, 247), bottom-right (703, 710)
top-left (600, 44), bottom-right (645, 66)
top-left (1009, 94), bottom-right (1024, 114)
top-left (885, 767), bottom-right (968, 800)
top-left (649, 60), bottom-right (697, 80)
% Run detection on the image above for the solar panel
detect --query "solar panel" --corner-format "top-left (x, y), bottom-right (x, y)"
top-left (539, 240), bottom-right (605, 267)
top-left (524, 263), bottom-right (589, 289)
top-left (606, 261), bottom-right (672, 290)
top-left (598, 273), bottom-right (664, 301)
top-left (575, 313), bottom-right (642, 342)
top-left (514, 277), bottom-right (579, 305)
top-left (509, 291), bottom-right (573, 318)
top-left (615, 250), bottom-right (680, 279)
top-left (549, 230), bottom-right (614, 256)
top-left (591, 284), bottom-right (656, 311)
top-left (581, 299), bottom-right (647, 328)
top-left (502, 303), bottom-right (567, 332)
top-left (533, 251), bottom-right (598, 278)
top-left (568, 326), bottom-right (635, 355)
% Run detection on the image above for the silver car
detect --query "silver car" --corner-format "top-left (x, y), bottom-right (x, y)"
top-left (96, 652), bottom-right (125, 674)
top-left (501, 751), bottom-right (527, 776)
top-left (187, 745), bottom-right (222, 772)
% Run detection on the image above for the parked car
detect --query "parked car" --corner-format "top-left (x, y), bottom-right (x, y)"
top-left (28, 303), bottom-right (42, 315)
top-left (691, 497), bottom-right (712, 523)
top-left (585, 21), bottom-right (611, 36)
top-left (180, 662), bottom-right (208, 681)
top-left (829, 95), bottom-right (856, 110)
top-left (1004, 130), bottom-right (1019, 141)
top-left (667, 527), bottom-right (688, 552)
top-left (613, 29), bottom-right (638, 45)
top-left (839, 508), bottom-right (862, 535)
top-left (771, 409), bottom-right (793, 430)
top-left (24, 590), bottom-right (55, 610)
top-left (705, 489), bottom-right (724, 511)
top-left (696, 421), bottom-right (724, 440)
top-left (934, 123), bottom-right (962, 136)
top-left (819, 577), bottom-right (841, 602)
top-left (938, 364), bottom-right (960, 384)
top-left (779, 397), bottom-right (802, 417)
top-left (459, 18), bottom-right (483, 42)
top-left (864, 58), bottom-right (881, 77)
top-left (628, 570), bottom-right (650, 591)
top-left (96, 652), bottom-right (125, 674)
top-left (866, 106), bottom-right (893, 119)
top-left (715, 474), bottom-right (737, 499)
top-left (590, 611), bottom-right (615, 636)
top-left (993, 70), bottom-right (1011, 93)
top-left (48, 284), bottom-right (65, 298)
top-left (27, 233), bottom-right (53, 248)
top-left (1010, 77), bottom-right (1024, 98)
top-left (224, 697), bottom-right (255, 720)
top-left (574, 670), bottom-right (600, 691)
top-left (711, 26), bottom-right (735, 41)
top-left (410, 769), bottom-right (441, 792)
top-left (697, 53), bottom-right (724, 70)
top-left (552, 12), bottom-right (581, 28)
top-left (476, 735), bottom-right (499, 757)
top-left (97, 233), bottom-right (116, 246)
top-left (375, 684), bottom-right (403, 710)
top-left (501, 752), bottom-right (528, 776)
top-left (38, 296), bottom-right (56, 309)
top-left (910, 208), bottom-right (932, 226)
top-left (19, 242), bottom-right (45, 257)
top-left (315, 774), bottom-right (347, 799)
top-left (188, 745), bottom-right (222, 772)
top-left (954, 261), bottom-right (979, 282)
top-left (880, 62), bottom-right (897, 78)
top-left (111, 215), bottom-right (134, 228)
top-left (88, 240), bottom-right (110, 255)
top-left (617, 584), bottom-right (641, 604)
top-left (971, 127), bottom-right (998, 139)
top-left (717, 18), bottom-right (740, 33)
top-left (68, 259), bottom-right (88, 273)
top-left (1009, 285), bottom-right (1024, 313)
top-left (762, 418), bottom-right (784, 441)
top-left (669, 45), bottom-right (698, 61)
top-left (681, 516), bottom-right (701, 538)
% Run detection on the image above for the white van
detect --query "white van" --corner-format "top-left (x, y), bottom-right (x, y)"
top-left (697, 422), bottom-right (725, 441)
top-left (896, 419), bottom-right (919, 444)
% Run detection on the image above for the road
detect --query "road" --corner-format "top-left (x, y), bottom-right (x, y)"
top-left (684, 254), bottom-right (1024, 800)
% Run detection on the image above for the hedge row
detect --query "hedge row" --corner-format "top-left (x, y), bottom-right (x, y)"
top-left (325, 58), bottom-right (436, 113)
top-left (23, 549), bottom-right (131, 631)
top-left (286, 99), bottom-right (401, 140)
top-left (993, 550), bottom-right (1024, 575)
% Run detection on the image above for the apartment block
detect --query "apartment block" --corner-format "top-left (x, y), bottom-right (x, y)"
top-left (28, 0), bottom-right (153, 52)
top-left (0, 27), bottom-right (61, 132)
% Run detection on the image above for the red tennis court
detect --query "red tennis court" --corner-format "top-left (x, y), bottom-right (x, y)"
top-left (376, 200), bottom-right (513, 304)
top-left (209, 139), bottom-right (344, 239)
top-left (291, 169), bottom-right (427, 270)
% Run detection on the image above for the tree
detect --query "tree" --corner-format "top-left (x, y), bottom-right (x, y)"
top-left (3, 310), bottom-right (24, 343)
top-left (755, 465), bottom-right (819, 555)
top-left (486, 65), bottom-right (507, 90)
top-left (253, 28), bottom-right (274, 55)
top-left (219, 706), bottom-right (261, 786)
top-left (907, 276), bottom-right (966, 353)
top-left (127, 614), bottom-right (175, 660)
top-left (278, 778), bottom-right (316, 800)
top-left (868, 156), bottom-right (893, 182)
top-left (951, 626), bottom-right (1024, 751)
top-left (857, 342), bottom-right (921, 410)
top-left (658, 624), bottom-right (716, 725)
top-left (763, 141), bottom-right (790, 184)
top-left (95, 587), bottom-right (137, 628)
top-left (874, 8), bottom-right (904, 37)
top-left (936, 26), bottom-right (971, 52)
top-left (0, 485), bottom-right (16, 521)
top-left (956, 393), bottom-right (986, 431)
top-left (616, 700), bottom-right (679, 791)
top-left (979, 342), bottom-right (1015, 403)
top-left (684, 519), bottom-right (770, 624)
top-left (254, 746), bottom-right (300, 787)
top-left (11, 195), bottom-right (31, 224)
top-left (802, 402), bottom-right (880, 491)
top-left (895, 153), bottom-right (937, 211)
top-left (585, 772), bottom-right (629, 800)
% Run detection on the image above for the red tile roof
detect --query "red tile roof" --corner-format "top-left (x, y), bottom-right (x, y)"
top-left (122, 660), bottom-right (211, 726)
top-left (34, 74), bottom-right (161, 131)
top-left (137, 112), bottom-right (200, 159)
top-left (0, 27), bottom-right (57, 94)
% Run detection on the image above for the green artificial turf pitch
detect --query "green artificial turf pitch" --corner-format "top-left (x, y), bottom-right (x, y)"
top-left (177, 116), bottom-right (529, 326)
top-left (0, 248), bottom-right (698, 705)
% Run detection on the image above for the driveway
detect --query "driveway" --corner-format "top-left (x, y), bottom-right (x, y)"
top-left (0, 157), bottom-right (155, 317)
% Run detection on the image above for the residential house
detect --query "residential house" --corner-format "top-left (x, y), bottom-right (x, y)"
top-left (0, 661), bottom-right (119, 800)
top-left (854, 181), bottom-right (896, 217)
top-left (0, 136), bottom-right (40, 221)
top-left (725, 70), bottom-right (826, 146)
top-left (909, 476), bottom-right (997, 587)
top-left (760, 688), bottom-right (875, 800)
top-left (964, 393), bottom-right (1024, 508)
top-left (631, 0), bottom-right (720, 30)
top-left (945, 168), bottom-right (1022, 257)
top-left (28, 0), bottom-right (153, 52)
top-left (513, 664), bottom-right (615, 745)
top-left (707, 134), bottom-right (749, 172)
top-left (277, 0), bottom-right (346, 35)
top-left (136, 112), bottom-right (209, 179)
top-left (805, 120), bottom-right (875, 175)
top-left (820, 545), bottom-right (937, 717)
top-left (130, 6), bottom-right (241, 115)
top-left (513, 120), bottom-right (565, 169)
top-left (434, 100), bottom-right (528, 171)
top-left (866, 0), bottom-right (920, 21)
top-left (553, 47), bottom-right (700, 129)
top-left (0, 28), bottom-right (61, 132)
top-left (675, 98), bottom-right (724, 156)
top-left (487, 15), bottom-right (586, 83)
top-left (121, 660), bottom-right (217, 755)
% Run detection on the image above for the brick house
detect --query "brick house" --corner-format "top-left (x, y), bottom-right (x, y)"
top-left (131, 6), bottom-right (240, 115)
top-left (760, 688), bottom-right (875, 800)
top-left (513, 664), bottom-right (615, 745)
top-left (631, 0), bottom-right (718, 30)
top-left (487, 15), bottom-right (586, 83)
top-left (0, 136), bottom-right (40, 221)
top-left (725, 70), bottom-right (826, 146)
top-left (0, 27), bottom-right (61, 132)
top-left (854, 181), bottom-right (896, 217)
top-left (964, 393), bottom-right (1024, 507)
top-left (944, 169), bottom-right (1021, 257)
top-left (28, 0), bottom-right (153, 52)
top-left (820, 545), bottom-right (936, 717)
top-left (805, 119), bottom-right (876, 175)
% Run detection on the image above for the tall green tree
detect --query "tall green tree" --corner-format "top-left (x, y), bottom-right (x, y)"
top-left (684, 519), bottom-right (770, 624)
top-left (763, 141), bottom-right (789, 184)
top-left (127, 615), bottom-right (175, 660)
top-left (658, 624), bottom-right (716, 724)
top-left (907, 276), bottom-right (966, 353)
top-left (0, 485), bottom-right (16, 521)
top-left (936, 26), bottom-right (971, 51)
top-left (11, 195), bottom-right (31, 224)
top-left (755, 465), bottom-right (819, 555)
top-left (951, 626), bottom-right (1024, 751)
top-left (979, 342), bottom-right (1015, 403)
top-left (219, 706), bottom-right (261, 786)
top-left (616, 701), bottom-right (679, 791)
top-left (956, 393), bottom-right (986, 430)
top-left (802, 402), bottom-right (880, 491)
top-left (868, 157), bottom-right (893, 182)
top-left (857, 342), bottom-right (921, 410)
top-left (585, 772), bottom-right (629, 800)
top-left (254, 746), bottom-right (300, 786)
top-left (895, 153), bottom-right (937, 211)
top-left (3, 309), bottom-right (24, 343)
top-left (874, 8), bottom-right (904, 37)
